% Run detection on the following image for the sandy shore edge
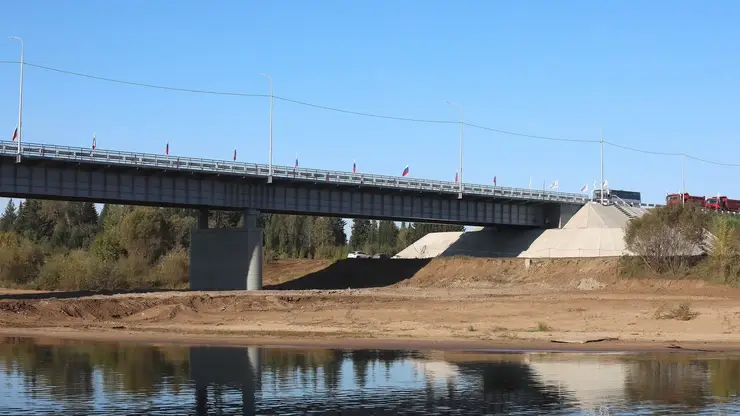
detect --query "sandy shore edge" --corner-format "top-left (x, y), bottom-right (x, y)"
top-left (2, 327), bottom-right (740, 354)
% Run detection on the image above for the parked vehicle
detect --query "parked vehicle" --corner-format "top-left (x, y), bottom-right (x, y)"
top-left (347, 251), bottom-right (369, 259)
top-left (372, 253), bottom-right (390, 259)
top-left (666, 193), bottom-right (706, 207)
top-left (705, 196), bottom-right (740, 213)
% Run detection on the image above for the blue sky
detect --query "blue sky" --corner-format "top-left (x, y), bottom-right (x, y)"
top-left (1, 1), bottom-right (740, 205)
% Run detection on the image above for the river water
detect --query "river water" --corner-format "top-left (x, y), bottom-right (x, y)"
top-left (0, 338), bottom-right (739, 415)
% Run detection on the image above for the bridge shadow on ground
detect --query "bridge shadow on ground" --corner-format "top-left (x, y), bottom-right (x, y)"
top-left (439, 227), bottom-right (543, 258)
top-left (264, 259), bottom-right (431, 290)
top-left (0, 288), bottom-right (180, 301)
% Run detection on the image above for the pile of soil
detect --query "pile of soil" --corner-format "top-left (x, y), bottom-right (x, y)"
top-left (263, 257), bottom-right (623, 290)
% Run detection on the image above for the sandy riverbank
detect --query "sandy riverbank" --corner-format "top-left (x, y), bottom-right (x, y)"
top-left (2, 258), bottom-right (740, 352)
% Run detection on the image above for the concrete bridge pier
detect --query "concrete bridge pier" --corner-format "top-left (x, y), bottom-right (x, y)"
top-left (189, 209), bottom-right (263, 291)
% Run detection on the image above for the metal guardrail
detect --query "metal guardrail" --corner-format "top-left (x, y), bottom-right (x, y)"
top-left (0, 140), bottom-right (590, 203)
top-left (611, 195), bottom-right (639, 219)
top-left (590, 199), bottom-right (664, 208)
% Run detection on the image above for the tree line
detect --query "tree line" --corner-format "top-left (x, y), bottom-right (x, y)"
top-left (0, 199), bottom-right (462, 290)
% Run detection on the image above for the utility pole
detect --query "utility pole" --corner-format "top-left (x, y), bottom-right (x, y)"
top-left (681, 152), bottom-right (686, 206)
top-left (446, 101), bottom-right (463, 199)
top-left (9, 36), bottom-right (23, 163)
top-left (260, 73), bottom-right (273, 183)
top-left (600, 128), bottom-right (604, 205)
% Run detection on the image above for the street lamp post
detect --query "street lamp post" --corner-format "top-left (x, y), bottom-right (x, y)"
top-left (9, 36), bottom-right (23, 162)
top-left (260, 73), bottom-right (273, 183)
top-left (446, 101), bottom-right (463, 199)
top-left (681, 152), bottom-right (686, 206)
top-left (600, 128), bottom-right (604, 205)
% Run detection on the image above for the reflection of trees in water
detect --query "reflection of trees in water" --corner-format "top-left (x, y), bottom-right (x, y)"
top-left (624, 355), bottom-right (710, 409)
top-left (257, 349), bottom-right (571, 414)
top-left (1, 339), bottom-right (573, 414)
top-left (259, 348), bottom-right (418, 392)
top-left (709, 359), bottom-right (740, 401)
top-left (0, 337), bottom-right (190, 402)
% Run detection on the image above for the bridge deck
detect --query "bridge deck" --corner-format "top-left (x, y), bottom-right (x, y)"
top-left (0, 141), bottom-right (589, 204)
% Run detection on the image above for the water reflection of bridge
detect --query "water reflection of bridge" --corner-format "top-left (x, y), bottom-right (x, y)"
top-left (189, 348), bottom-right (573, 415)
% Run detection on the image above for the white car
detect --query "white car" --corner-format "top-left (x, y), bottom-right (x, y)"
top-left (347, 251), bottom-right (369, 259)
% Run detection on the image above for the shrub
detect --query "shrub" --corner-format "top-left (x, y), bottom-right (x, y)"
top-left (653, 301), bottom-right (699, 321)
top-left (90, 229), bottom-right (124, 262)
top-left (624, 204), bottom-right (710, 274)
top-left (37, 250), bottom-right (111, 291)
top-left (709, 215), bottom-right (740, 283)
top-left (314, 245), bottom-right (347, 260)
top-left (0, 232), bottom-right (44, 285)
top-left (150, 247), bottom-right (189, 288)
top-left (110, 255), bottom-right (151, 289)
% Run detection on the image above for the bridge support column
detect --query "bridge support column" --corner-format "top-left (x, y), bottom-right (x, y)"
top-left (244, 209), bottom-right (263, 291)
top-left (189, 209), bottom-right (263, 291)
top-left (197, 209), bottom-right (209, 229)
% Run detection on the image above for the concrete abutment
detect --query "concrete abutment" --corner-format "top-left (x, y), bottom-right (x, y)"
top-left (189, 209), bottom-right (263, 291)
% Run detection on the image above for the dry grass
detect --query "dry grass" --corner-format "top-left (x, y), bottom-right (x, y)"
top-left (653, 301), bottom-right (699, 321)
top-left (534, 322), bottom-right (553, 332)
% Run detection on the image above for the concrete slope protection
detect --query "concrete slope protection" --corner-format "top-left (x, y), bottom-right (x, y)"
top-left (394, 202), bottom-right (713, 259)
top-left (520, 203), bottom-right (632, 258)
top-left (394, 203), bottom-right (632, 259)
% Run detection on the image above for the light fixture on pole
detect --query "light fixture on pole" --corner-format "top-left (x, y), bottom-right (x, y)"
top-left (9, 36), bottom-right (23, 163)
top-left (260, 73), bottom-right (273, 183)
top-left (446, 100), bottom-right (463, 199)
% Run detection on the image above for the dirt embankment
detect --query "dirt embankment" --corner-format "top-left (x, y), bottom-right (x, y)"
top-left (1, 257), bottom-right (739, 351)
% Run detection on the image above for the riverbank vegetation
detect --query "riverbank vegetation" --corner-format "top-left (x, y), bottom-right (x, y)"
top-left (623, 203), bottom-right (740, 283)
top-left (0, 199), bottom-right (461, 291)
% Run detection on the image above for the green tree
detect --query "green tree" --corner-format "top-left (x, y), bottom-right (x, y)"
top-left (209, 211), bottom-right (241, 228)
top-left (47, 202), bottom-right (100, 250)
top-left (14, 199), bottom-right (54, 244)
top-left (311, 217), bottom-right (336, 248)
top-left (328, 217), bottom-right (347, 246)
top-left (117, 207), bottom-right (174, 262)
top-left (377, 220), bottom-right (399, 252)
top-left (349, 219), bottom-right (373, 249)
top-left (99, 204), bottom-right (135, 230)
top-left (168, 214), bottom-right (196, 249)
top-left (396, 222), bottom-right (411, 253)
top-left (90, 228), bottom-right (125, 262)
top-left (0, 199), bottom-right (17, 232)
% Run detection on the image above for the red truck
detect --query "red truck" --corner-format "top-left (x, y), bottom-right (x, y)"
top-left (666, 193), bottom-right (706, 207)
top-left (705, 196), bottom-right (740, 212)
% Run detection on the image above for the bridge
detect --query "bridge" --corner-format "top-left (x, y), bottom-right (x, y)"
top-left (0, 140), bottom-right (589, 290)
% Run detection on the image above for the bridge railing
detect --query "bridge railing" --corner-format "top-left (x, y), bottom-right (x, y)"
top-left (0, 140), bottom-right (590, 203)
